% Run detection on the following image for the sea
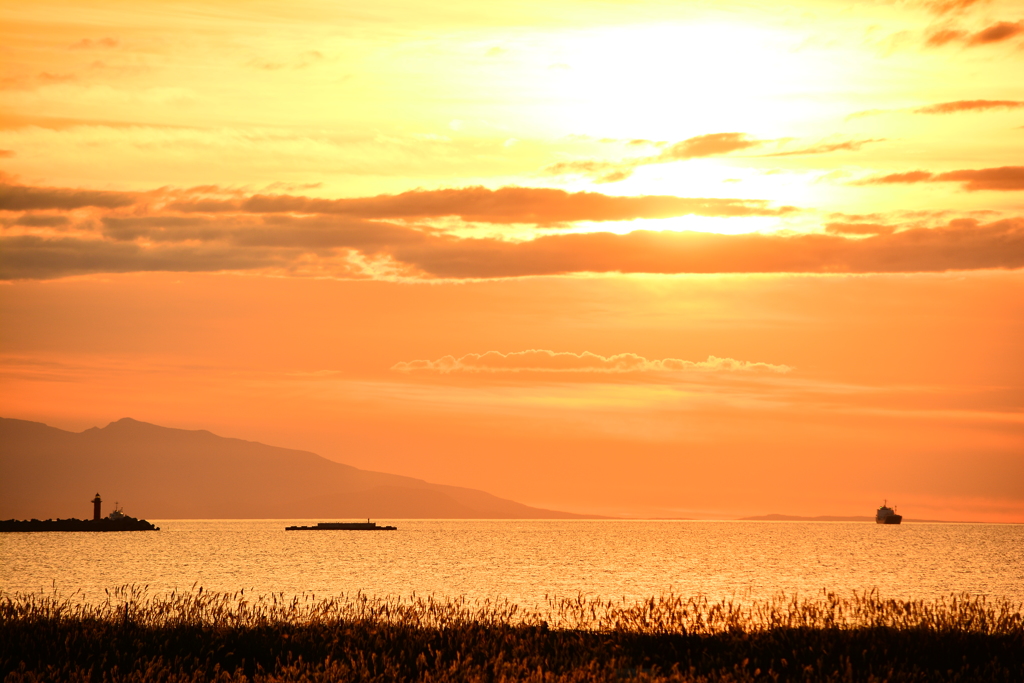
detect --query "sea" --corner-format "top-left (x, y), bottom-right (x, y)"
top-left (2, 520), bottom-right (1022, 608)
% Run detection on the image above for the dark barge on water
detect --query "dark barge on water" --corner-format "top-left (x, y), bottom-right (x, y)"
top-left (286, 520), bottom-right (397, 531)
top-left (0, 493), bottom-right (159, 532)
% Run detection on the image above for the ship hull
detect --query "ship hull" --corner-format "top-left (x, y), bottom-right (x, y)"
top-left (876, 515), bottom-right (903, 524)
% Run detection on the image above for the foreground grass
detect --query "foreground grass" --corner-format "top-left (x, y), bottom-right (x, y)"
top-left (2, 588), bottom-right (1022, 682)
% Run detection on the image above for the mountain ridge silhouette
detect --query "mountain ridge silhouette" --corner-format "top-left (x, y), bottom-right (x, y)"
top-left (0, 417), bottom-right (603, 520)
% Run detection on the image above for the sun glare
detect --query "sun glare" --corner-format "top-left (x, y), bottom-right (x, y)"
top-left (534, 23), bottom-right (820, 139)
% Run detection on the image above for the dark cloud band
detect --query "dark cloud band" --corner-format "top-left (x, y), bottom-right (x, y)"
top-left (3, 217), bottom-right (1022, 280)
top-left (0, 183), bottom-right (137, 210)
top-left (167, 186), bottom-right (794, 223)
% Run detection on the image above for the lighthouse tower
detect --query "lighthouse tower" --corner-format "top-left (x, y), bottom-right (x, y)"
top-left (92, 493), bottom-right (102, 521)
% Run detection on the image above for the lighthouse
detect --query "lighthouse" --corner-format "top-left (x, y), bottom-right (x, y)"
top-left (92, 493), bottom-right (102, 521)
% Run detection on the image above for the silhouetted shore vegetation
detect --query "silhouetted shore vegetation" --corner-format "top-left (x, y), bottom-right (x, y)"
top-left (2, 587), bottom-right (1022, 682)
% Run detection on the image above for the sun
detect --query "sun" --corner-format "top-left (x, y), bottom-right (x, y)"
top-left (532, 22), bottom-right (824, 141)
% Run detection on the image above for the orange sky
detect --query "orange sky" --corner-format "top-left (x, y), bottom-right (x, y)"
top-left (2, 0), bottom-right (1023, 521)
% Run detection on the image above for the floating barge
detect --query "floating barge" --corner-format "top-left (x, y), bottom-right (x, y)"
top-left (286, 521), bottom-right (397, 531)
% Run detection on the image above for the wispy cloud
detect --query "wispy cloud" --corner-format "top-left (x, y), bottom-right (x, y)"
top-left (919, 0), bottom-right (987, 15)
top-left (545, 134), bottom-right (884, 183)
top-left (911, 99), bottom-right (1024, 114)
top-left (392, 350), bottom-right (792, 374)
top-left (543, 133), bottom-right (762, 183)
top-left (823, 222), bottom-right (895, 236)
top-left (759, 139), bottom-right (883, 157)
top-left (926, 20), bottom-right (1024, 47)
top-left (846, 99), bottom-right (1024, 119)
top-left (854, 166), bottom-right (1024, 191)
top-left (69, 37), bottom-right (118, 50)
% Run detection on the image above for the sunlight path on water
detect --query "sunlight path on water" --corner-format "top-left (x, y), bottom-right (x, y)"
top-left (2, 520), bottom-right (1021, 607)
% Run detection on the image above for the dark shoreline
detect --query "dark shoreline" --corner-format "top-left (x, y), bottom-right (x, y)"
top-left (738, 514), bottom-right (985, 523)
top-left (2, 589), bottom-right (1021, 682)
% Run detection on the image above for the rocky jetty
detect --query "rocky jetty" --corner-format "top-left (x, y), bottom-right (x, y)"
top-left (0, 516), bottom-right (159, 532)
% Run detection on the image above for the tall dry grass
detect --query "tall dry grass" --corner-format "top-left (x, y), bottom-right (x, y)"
top-left (2, 586), bottom-right (1022, 681)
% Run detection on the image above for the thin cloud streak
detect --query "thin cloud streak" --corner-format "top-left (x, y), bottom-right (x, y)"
top-left (392, 350), bottom-right (793, 374)
top-left (758, 139), bottom-right (884, 157)
top-left (847, 99), bottom-right (1024, 119)
top-left (546, 134), bottom-right (884, 183)
top-left (855, 166), bottom-right (1024, 191)
top-left (912, 99), bottom-right (1024, 114)
top-left (544, 132), bottom-right (762, 183)
top-left (920, 0), bottom-right (986, 15)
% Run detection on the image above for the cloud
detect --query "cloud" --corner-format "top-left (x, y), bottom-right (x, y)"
top-left (169, 186), bottom-right (797, 223)
top-left (0, 183), bottom-right (138, 210)
top-left (824, 222), bottom-right (895, 236)
top-left (100, 214), bottom-right (425, 250)
top-left (925, 29), bottom-right (968, 46)
top-left (2, 179), bottom-right (1022, 280)
top-left (0, 235), bottom-right (300, 280)
top-left (37, 72), bottom-right (77, 84)
top-left (543, 133), bottom-right (763, 182)
top-left (545, 135), bottom-right (885, 182)
top-left (392, 350), bottom-right (792, 374)
top-left (69, 37), bottom-right (119, 50)
top-left (847, 100), bottom-right (1023, 119)
top-left (911, 99), bottom-right (1024, 114)
top-left (855, 167), bottom-right (1024, 191)
top-left (13, 214), bottom-right (71, 228)
top-left (968, 20), bottom-right (1024, 44)
top-left (920, 0), bottom-right (987, 14)
top-left (0, 150), bottom-right (14, 158)
top-left (660, 133), bottom-right (761, 159)
top-left (3, 217), bottom-right (1023, 280)
top-left (856, 171), bottom-right (936, 185)
top-left (761, 139), bottom-right (884, 157)
top-left (936, 167), bottom-right (1024, 191)
top-left (386, 218), bottom-right (1024, 278)
top-left (926, 21), bottom-right (1024, 47)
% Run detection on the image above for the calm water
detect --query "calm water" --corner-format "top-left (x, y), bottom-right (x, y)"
top-left (2, 520), bottom-right (1022, 607)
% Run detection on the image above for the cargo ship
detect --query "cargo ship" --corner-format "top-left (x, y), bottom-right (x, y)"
top-left (875, 501), bottom-right (903, 525)
top-left (286, 520), bottom-right (397, 531)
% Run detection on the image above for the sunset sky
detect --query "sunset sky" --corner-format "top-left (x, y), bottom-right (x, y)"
top-left (2, 0), bottom-right (1022, 522)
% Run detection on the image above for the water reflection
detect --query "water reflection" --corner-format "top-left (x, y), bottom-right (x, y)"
top-left (2, 520), bottom-right (1021, 606)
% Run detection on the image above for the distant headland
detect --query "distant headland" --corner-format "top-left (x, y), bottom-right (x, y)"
top-left (740, 513), bottom-right (976, 523)
top-left (0, 492), bottom-right (159, 532)
top-left (0, 417), bottom-right (605, 520)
